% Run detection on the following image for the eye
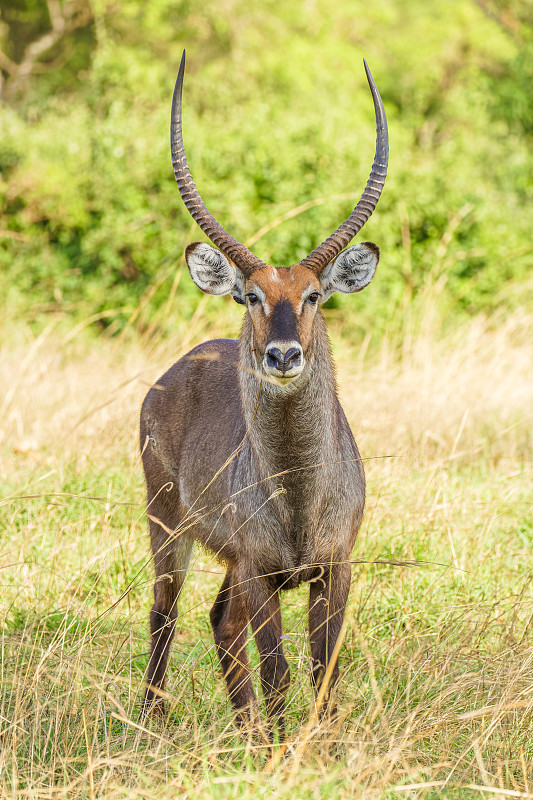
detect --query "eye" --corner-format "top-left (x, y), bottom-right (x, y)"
top-left (246, 293), bottom-right (259, 305)
top-left (307, 291), bottom-right (320, 304)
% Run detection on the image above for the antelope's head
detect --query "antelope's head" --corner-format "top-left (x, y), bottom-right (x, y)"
top-left (171, 52), bottom-right (388, 386)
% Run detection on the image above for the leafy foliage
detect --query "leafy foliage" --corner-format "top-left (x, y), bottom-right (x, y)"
top-left (0, 0), bottom-right (532, 340)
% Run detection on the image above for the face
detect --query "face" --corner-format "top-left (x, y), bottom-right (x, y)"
top-left (244, 265), bottom-right (322, 384)
top-left (185, 241), bottom-right (380, 386)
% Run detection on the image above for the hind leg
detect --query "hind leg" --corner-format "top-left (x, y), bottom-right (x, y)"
top-left (210, 568), bottom-right (256, 727)
top-left (142, 503), bottom-right (193, 716)
top-left (308, 561), bottom-right (351, 717)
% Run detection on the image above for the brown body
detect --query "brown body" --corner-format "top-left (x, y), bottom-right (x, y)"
top-left (140, 52), bottom-right (388, 736)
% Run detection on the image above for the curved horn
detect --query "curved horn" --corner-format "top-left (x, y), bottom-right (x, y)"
top-left (299, 60), bottom-right (389, 273)
top-left (171, 51), bottom-right (267, 275)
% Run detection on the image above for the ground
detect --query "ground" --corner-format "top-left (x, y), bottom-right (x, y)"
top-left (1, 308), bottom-right (532, 798)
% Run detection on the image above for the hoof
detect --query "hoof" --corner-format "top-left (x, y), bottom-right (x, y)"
top-left (140, 689), bottom-right (166, 720)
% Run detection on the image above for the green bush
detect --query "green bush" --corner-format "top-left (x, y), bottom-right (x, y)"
top-left (0, 0), bottom-right (531, 341)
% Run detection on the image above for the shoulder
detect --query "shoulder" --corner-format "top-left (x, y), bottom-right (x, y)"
top-left (143, 339), bottom-right (240, 411)
top-left (182, 339), bottom-right (239, 367)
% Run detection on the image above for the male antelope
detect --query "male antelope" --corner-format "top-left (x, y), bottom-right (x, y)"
top-left (140, 52), bottom-right (388, 736)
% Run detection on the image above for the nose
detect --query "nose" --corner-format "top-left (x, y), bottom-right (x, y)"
top-left (265, 343), bottom-right (303, 374)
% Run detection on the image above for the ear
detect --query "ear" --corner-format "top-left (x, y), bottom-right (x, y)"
top-left (319, 242), bottom-right (379, 302)
top-left (185, 242), bottom-right (245, 302)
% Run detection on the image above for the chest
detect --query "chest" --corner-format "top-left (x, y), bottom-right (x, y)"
top-left (230, 450), bottom-right (363, 571)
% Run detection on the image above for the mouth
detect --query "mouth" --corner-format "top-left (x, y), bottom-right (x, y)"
top-left (272, 375), bottom-right (297, 386)
top-left (262, 369), bottom-right (304, 387)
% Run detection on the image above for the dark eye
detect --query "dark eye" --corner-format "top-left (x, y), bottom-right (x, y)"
top-left (307, 291), bottom-right (320, 304)
top-left (246, 293), bottom-right (259, 305)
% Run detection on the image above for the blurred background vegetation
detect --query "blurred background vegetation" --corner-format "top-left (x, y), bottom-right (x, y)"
top-left (0, 0), bottom-right (532, 344)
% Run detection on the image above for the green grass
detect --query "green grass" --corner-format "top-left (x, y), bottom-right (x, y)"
top-left (1, 307), bottom-right (532, 798)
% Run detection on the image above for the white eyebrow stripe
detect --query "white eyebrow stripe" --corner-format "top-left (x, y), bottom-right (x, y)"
top-left (249, 284), bottom-right (270, 315)
top-left (299, 286), bottom-right (320, 312)
top-left (249, 284), bottom-right (266, 302)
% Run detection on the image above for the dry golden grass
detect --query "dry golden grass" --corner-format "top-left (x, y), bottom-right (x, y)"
top-left (0, 307), bottom-right (532, 798)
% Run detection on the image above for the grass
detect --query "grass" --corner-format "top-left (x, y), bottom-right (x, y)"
top-left (0, 302), bottom-right (532, 798)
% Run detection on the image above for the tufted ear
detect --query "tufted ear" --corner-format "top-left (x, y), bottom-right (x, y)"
top-left (319, 242), bottom-right (379, 302)
top-left (185, 242), bottom-right (245, 302)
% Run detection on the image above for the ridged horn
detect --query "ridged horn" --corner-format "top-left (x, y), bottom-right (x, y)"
top-left (299, 59), bottom-right (389, 273)
top-left (171, 51), bottom-right (267, 276)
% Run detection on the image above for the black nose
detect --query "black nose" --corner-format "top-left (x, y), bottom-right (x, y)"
top-left (266, 346), bottom-right (302, 373)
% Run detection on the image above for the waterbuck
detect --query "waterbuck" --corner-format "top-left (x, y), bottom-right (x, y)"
top-left (140, 51), bottom-right (388, 736)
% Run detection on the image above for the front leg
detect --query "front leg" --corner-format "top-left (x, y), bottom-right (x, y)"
top-left (142, 509), bottom-right (193, 717)
top-left (243, 571), bottom-right (290, 740)
top-left (308, 561), bottom-right (351, 716)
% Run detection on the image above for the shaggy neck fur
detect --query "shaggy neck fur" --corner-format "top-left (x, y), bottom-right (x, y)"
top-left (239, 311), bottom-right (339, 503)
